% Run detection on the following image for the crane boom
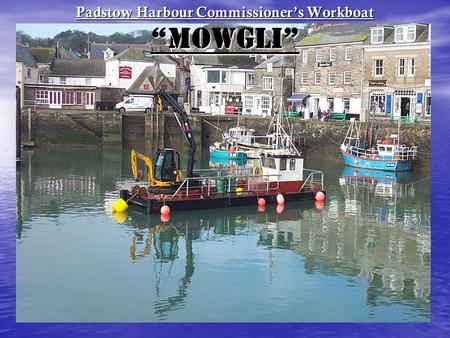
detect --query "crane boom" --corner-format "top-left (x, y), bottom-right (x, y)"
top-left (157, 90), bottom-right (196, 178)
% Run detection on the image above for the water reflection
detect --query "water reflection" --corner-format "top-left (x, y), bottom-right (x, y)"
top-left (120, 193), bottom-right (429, 320)
top-left (16, 147), bottom-right (430, 321)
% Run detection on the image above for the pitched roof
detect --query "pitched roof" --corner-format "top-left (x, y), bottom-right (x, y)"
top-left (16, 42), bottom-right (37, 67)
top-left (113, 47), bottom-right (177, 64)
top-left (50, 59), bottom-right (105, 77)
top-left (254, 55), bottom-right (295, 69)
top-left (297, 24), bottom-right (371, 46)
top-left (90, 42), bottom-right (152, 60)
top-left (191, 55), bottom-right (257, 69)
top-left (128, 66), bottom-right (175, 93)
top-left (364, 23), bottom-right (430, 45)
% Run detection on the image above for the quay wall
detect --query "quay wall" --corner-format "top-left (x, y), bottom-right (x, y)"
top-left (21, 110), bottom-right (430, 169)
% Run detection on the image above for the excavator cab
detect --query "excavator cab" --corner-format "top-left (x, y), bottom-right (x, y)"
top-left (153, 148), bottom-right (182, 184)
top-left (131, 149), bottom-right (183, 188)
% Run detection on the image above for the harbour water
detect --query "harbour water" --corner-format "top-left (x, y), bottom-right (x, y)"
top-left (16, 147), bottom-right (430, 322)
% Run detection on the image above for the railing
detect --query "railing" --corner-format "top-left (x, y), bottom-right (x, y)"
top-left (346, 146), bottom-right (417, 161)
top-left (169, 172), bottom-right (282, 201)
top-left (300, 169), bottom-right (324, 192)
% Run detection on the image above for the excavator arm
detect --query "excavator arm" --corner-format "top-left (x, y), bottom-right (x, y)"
top-left (157, 90), bottom-right (196, 178)
top-left (131, 149), bottom-right (155, 186)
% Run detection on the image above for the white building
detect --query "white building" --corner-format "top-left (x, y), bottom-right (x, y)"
top-left (104, 48), bottom-right (177, 90)
top-left (189, 55), bottom-right (257, 115)
top-left (48, 59), bottom-right (106, 87)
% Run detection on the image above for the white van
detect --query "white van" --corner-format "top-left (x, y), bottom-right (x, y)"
top-left (115, 95), bottom-right (154, 113)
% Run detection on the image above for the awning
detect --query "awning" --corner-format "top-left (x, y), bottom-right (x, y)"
top-left (287, 93), bottom-right (310, 102)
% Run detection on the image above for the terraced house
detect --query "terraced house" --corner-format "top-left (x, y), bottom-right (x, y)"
top-left (294, 24), bottom-right (370, 120)
top-left (362, 23), bottom-right (431, 121)
top-left (242, 55), bottom-right (294, 117)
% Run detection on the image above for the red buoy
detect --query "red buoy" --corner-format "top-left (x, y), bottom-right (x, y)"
top-left (161, 205), bottom-right (171, 215)
top-left (258, 198), bottom-right (266, 207)
top-left (276, 194), bottom-right (285, 205)
top-left (315, 191), bottom-right (325, 202)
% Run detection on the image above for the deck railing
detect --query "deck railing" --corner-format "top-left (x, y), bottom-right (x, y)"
top-left (300, 169), bottom-right (324, 192)
top-left (169, 172), bottom-right (282, 200)
top-left (169, 167), bottom-right (324, 201)
top-left (346, 146), bottom-right (417, 161)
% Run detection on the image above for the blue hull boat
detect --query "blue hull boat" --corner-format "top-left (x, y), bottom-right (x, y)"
top-left (340, 119), bottom-right (417, 172)
top-left (341, 149), bottom-right (413, 172)
top-left (210, 149), bottom-right (247, 163)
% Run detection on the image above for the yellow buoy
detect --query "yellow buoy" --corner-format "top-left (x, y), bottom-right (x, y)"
top-left (112, 198), bottom-right (128, 213)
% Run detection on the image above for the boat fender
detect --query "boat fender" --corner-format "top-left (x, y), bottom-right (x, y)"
top-left (252, 166), bottom-right (263, 177)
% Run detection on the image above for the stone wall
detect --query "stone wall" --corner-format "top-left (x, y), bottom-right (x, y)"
top-left (21, 109), bottom-right (121, 147)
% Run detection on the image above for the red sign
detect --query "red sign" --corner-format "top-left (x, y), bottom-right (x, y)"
top-left (119, 66), bottom-right (132, 79)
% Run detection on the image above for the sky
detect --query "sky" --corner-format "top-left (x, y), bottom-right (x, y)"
top-left (16, 23), bottom-right (306, 39)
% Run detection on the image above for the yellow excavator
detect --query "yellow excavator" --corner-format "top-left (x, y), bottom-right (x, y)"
top-left (130, 90), bottom-right (196, 190)
top-left (131, 149), bottom-right (183, 188)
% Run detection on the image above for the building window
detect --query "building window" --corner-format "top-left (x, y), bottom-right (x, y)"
top-left (408, 58), bottom-right (415, 76)
top-left (328, 72), bottom-right (336, 85)
top-left (343, 98), bottom-right (350, 113)
top-left (221, 71), bottom-right (229, 83)
top-left (371, 28), bottom-right (384, 44)
top-left (143, 84), bottom-right (150, 90)
top-left (395, 25), bottom-right (416, 42)
top-left (345, 47), bottom-right (353, 61)
top-left (249, 55), bottom-right (257, 62)
top-left (62, 91), bottom-right (76, 105)
top-left (263, 77), bottom-right (273, 90)
top-left (301, 72), bottom-right (308, 85)
top-left (244, 96), bottom-right (253, 110)
top-left (207, 70), bottom-right (220, 83)
top-left (38, 74), bottom-right (44, 83)
top-left (343, 71), bottom-right (352, 84)
top-left (196, 90), bottom-right (202, 106)
top-left (261, 97), bottom-right (270, 109)
top-left (76, 91), bottom-right (83, 104)
top-left (35, 90), bottom-right (48, 104)
top-left (27, 68), bottom-right (31, 78)
top-left (315, 72), bottom-right (321, 85)
top-left (316, 49), bottom-right (322, 62)
top-left (247, 73), bottom-right (254, 87)
top-left (398, 58), bottom-right (406, 76)
top-left (329, 48), bottom-right (336, 62)
top-left (285, 68), bottom-right (294, 79)
top-left (373, 59), bottom-right (384, 76)
top-left (302, 50), bottom-right (308, 63)
top-left (207, 70), bottom-right (229, 84)
top-left (267, 63), bottom-right (273, 72)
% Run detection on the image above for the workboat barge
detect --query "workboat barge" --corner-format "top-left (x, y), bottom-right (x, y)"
top-left (120, 153), bottom-right (325, 214)
top-left (117, 90), bottom-right (324, 214)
